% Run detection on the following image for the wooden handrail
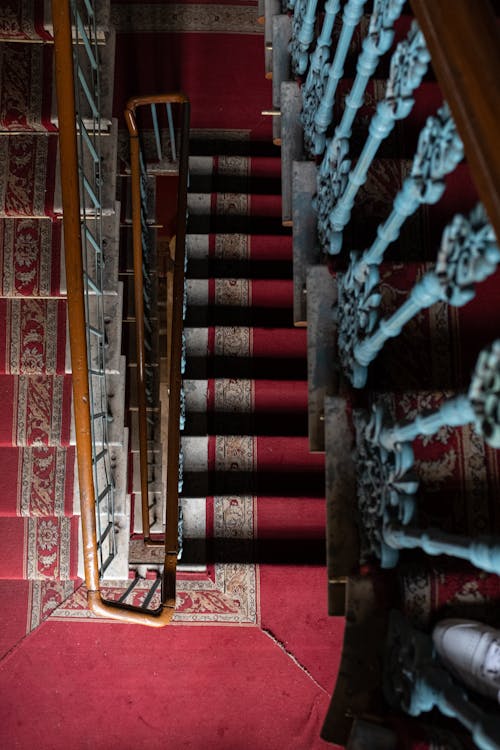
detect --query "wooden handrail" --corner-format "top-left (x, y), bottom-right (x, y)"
top-left (52, 0), bottom-right (187, 626)
top-left (124, 93), bottom-right (191, 607)
top-left (124, 93), bottom-right (188, 546)
top-left (410, 0), bottom-right (500, 244)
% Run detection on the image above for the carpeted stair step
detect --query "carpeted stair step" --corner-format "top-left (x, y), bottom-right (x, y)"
top-left (0, 516), bottom-right (79, 580)
top-left (185, 277), bottom-right (293, 326)
top-left (0, 212), bottom-right (120, 298)
top-left (187, 192), bottom-right (286, 235)
top-left (0, 298), bottom-right (66, 374)
top-left (0, 32), bottom-right (115, 132)
top-left (0, 445), bottom-right (75, 516)
top-left (181, 434), bottom-right (325, 497)
top-left (0, 43), bottom-right (55, 132)
top-left (186, 232), bottom-right (293, 281)
top-left (189, 154), bottom-right (282, 194)
top-left (0, 133), bottom-right (58, 217)
top-left (0, 0), bottom-right (110, 43)
top-left (184, 377), bottom-right (309, 436)
top-left (0, 373), bottom-right (72, 446)
top-left (184, 325), bottom-right (307, 379)
top-left (0, 218), bottom-right (63, 297)
top-left (0, 122), bottom-right (118, 218)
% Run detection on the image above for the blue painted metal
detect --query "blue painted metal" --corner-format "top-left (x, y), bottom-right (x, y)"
top-left (166, 103), bottom-right (177, 162)
top-left (289, 0), bottom-right (320, 76)
top-left (301, 0), bottom-right (342, 157)
top-left (385, 524), bottom-right (500, 575)
top-left (337, 104), bottom-right (464, 387)
top-left (316, 19), bottom-right (428, 255)
top-left (151, 103), bottom-right (162, 161)
top-left (354, 340), bottom-right (500, 570)
top-left (354, 206), bottom-right (500, 383)
top-left (469, 340), bottom-right (500, 449)
top-left (384, 612), bottom-right (500, 750)
top-left (331, 23), bottom-right (430, 239)
top-left (364, 103), bottom-right (464, 265)
top-left (311, 0), bottom-right (368, 155)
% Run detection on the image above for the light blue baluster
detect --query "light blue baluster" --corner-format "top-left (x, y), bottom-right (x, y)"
top-left (166, 102), bottom-right (177, 162)
top-left (379, 340), bottom-right (500, 451)
top-left (178, 446), bottom-right (184, 493)
top-left (151, 103), bottom-right (162, 161)
top-left (301, 0), bottom-right (342, 156)
top-left (314, 0), bottom-right (405, 232)
top-left (364, 103), bottom-right (464, 265)
top-left (384, 612), bottom-right (500, 750)
top-left (337, 0), bottom-right (405, 141)
top-left (354, 206), bottom-right (500, 373)
top-left (177, 503), bottom-right (184, 560)
top-left (336, 256), bottom-right (382, 388)
top-left (384, 523), bottom-right (500, 575)
top-left (303, 0), bottom-right (366, 156)
top-left (330, 23), bottom-right (430, 248)
top-left (336, 105), bottom-right (464, 387)
top-left (179, 384), bottom-right (186, 431)
top-left (181, 329), bottom-right (186, 375)
top-left (289, 0), bottom-right (319, 77)
top-left (379, 394), bottom-right (475, 451)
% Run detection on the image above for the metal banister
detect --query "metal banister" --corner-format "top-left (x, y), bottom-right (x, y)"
top-left (52, 0), bottom-right (189, 626)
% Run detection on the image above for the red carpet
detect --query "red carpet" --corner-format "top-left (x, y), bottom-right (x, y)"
top-left (0, 621), bottom-right (336, 750)
top-left (0, 219), bottom-right (63, 297)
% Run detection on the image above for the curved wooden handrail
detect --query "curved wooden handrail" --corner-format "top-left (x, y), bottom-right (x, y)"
top-left (124, 93), bottom-right (189, 547)
top-left (52, 0), bottom-right (189, 626)
top-left (410, 0), bottom-right (500, 243)
top-left (124, 93), bottom-right (191, 609)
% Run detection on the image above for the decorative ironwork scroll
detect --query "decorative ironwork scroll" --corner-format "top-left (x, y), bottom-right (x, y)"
top-left (341, 205), bottom-right (500, 388)
top-left (289, 0), bottom-right (320, 76)
top-left (354, 341), bottom-right (500, 570)
top-left (336, 104), bottom-right (464, 386)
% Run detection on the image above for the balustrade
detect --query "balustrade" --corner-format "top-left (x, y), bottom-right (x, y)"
top-left (289, 0), bottom-right (319, 76)
top-left (354, 340), bottom-right (500, 571)
top-left (336, 102), bottom-right (464, 387)
top-left (315, 18), bottom-right (428, 255)
top-left (384, 611), bottom-right (500, 750)
top-left (277, 0), bottom-right (500, 743)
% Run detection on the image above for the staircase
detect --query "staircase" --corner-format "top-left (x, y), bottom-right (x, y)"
top-left (0, 2), bottom-right (329, 638)
top-left (268, 0), bottom-right (500, 746)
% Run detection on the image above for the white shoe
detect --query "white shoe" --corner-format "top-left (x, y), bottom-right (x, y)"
top-left (432, 619), bottom-right (500, 703)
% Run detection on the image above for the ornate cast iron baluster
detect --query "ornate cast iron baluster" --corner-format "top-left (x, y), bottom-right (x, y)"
top-left (353, 403), bottom-right (419, 568)
top-left (330, 23), bottom-right (430, 244)
top-left (384, 612), bottom-right (500, 750)
top-left (364, 103), bottom-right (464, 266)
top-left (344, 206), bottom-right (500, 388)
top-left (319, 0), bottom-right (405, 144)
top-left (289, 0), bottom-right (319, 77)
top-left (337, 103), bottom-right (464, 387)
top-left (354, 341), bottom-right (500, 571)
top-left (302, 0), bottom-right (365, 157)
top-left (384, 524), bottom-right (500, 575)
top-left (316, 19), bottom-right (428, 255)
